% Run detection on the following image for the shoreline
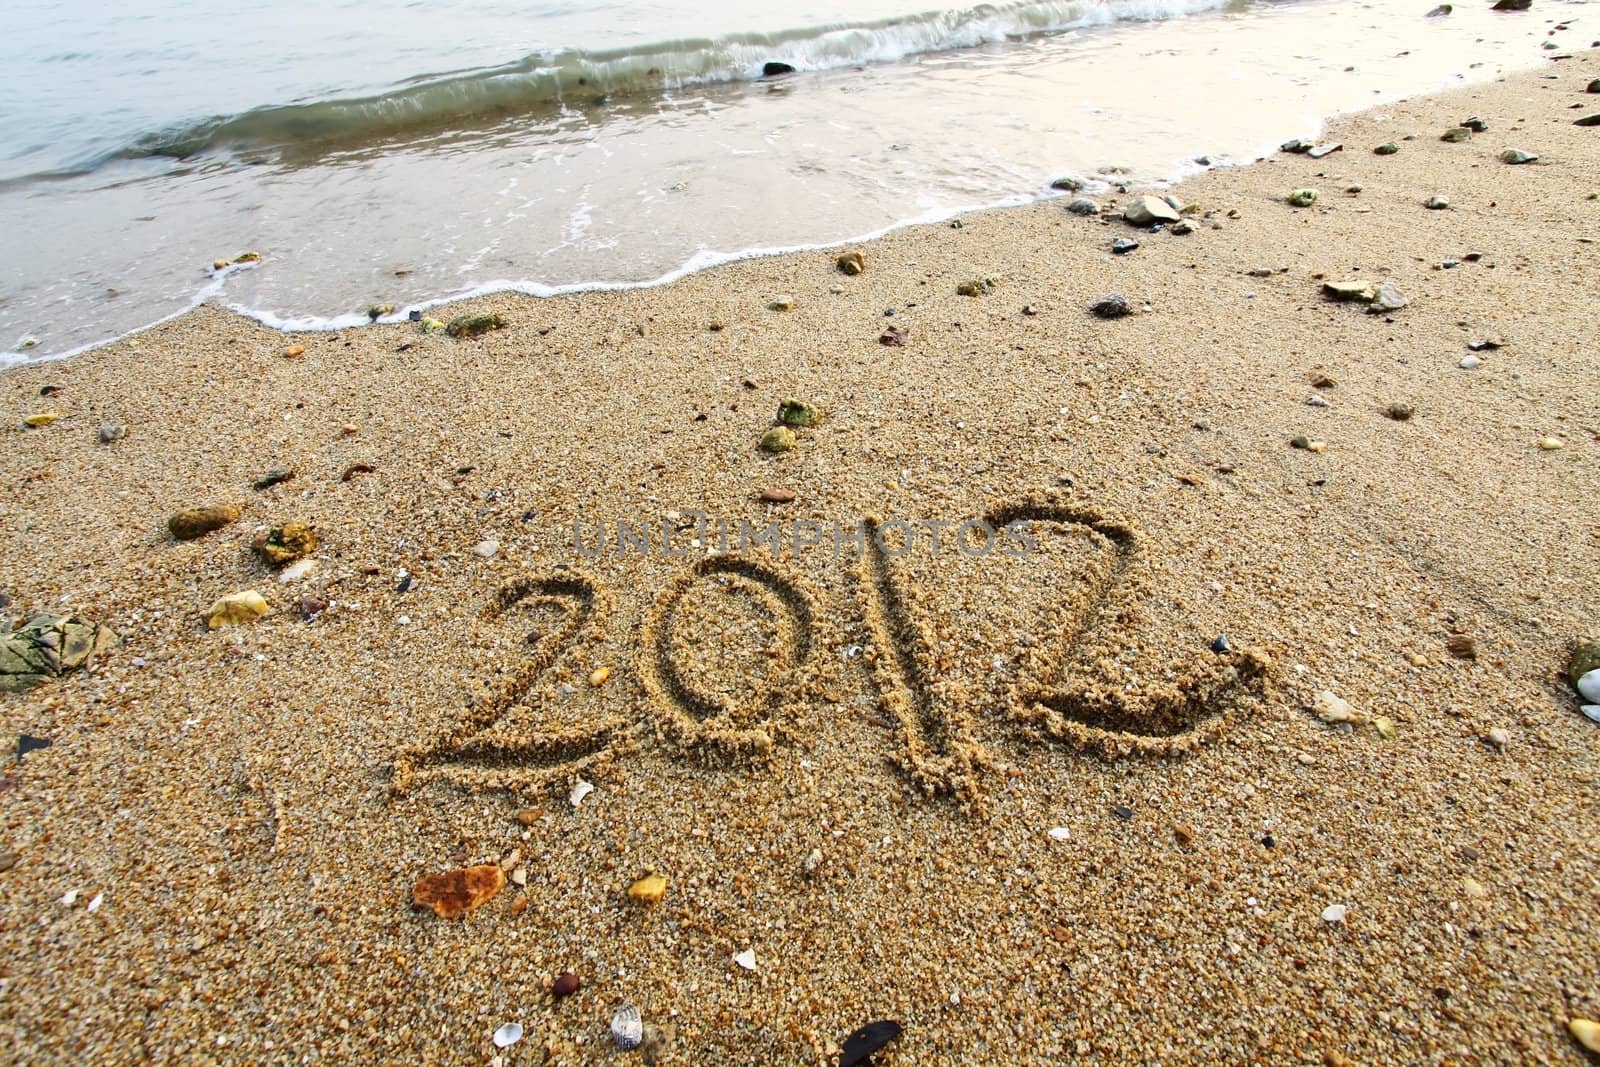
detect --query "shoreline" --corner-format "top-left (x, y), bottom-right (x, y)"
top-left (2, 54), bottom-right (1598, 1064)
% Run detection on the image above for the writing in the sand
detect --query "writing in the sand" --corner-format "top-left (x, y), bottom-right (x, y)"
top-left (392, 496), bottom-right (1269, 801)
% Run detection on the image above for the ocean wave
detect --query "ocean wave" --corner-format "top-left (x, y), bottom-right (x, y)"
top-left (110, 0), bottom-right (1236, 164)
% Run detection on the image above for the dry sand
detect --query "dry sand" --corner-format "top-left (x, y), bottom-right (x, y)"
top-left (1, 54), bottom-right (1598, 1066)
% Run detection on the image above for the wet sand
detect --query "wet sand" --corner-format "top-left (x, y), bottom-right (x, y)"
top-left (1, 54), bottom-right (1598, 1065)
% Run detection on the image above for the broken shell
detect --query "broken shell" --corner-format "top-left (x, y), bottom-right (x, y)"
top-left (569, 778), bottom-right (594, 807)
top-left (733, 948), bottom-right (757, 971)
top-left (1047, 827), bottom-right (1071, 841)
top-left (1313, 690), bottom-right (1366, 725)
top-left (1321, 903), bottom-right (1348, 923)
top-left (627, 873), bottom-right (667, 906)
top-left (205, 591), bottom-right (269, 629)
top-left (278, 558), bottom-right (318, 583)
top-left (588, 666), bottom-right (611, 687)
top-left (492, 1022), bottom-right (523, 1049)
top-left (611, 1005), bottom-right (644, 1050)
top-left (411, 863), bottom-right (506, 919)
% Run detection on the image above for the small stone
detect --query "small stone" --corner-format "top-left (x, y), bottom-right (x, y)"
top-left (1441, 127), bottom-right (1471, 143)
top-left (1281, 138), bottom-right (1313, 154)
top-left (1462, 876), bottom-right (1489, 899)
top-left (97, 424), bottom-right (126, 444)
top-left (552, 972), bottom-right (581, 998)
top-left (777, 399), bottom-right (821, 427)
top-left (1374, 716), bottom-right (1398, 740)
top-left (588, 666), bottom-right (611, 687)
top-left (733, 948), bottom-right (758, 971)
top-left (1050, 176), bottom-right (1086, 191)
top-left (411, 863), bottom-right (506, 919)
top-left (1122, 195), bottom-right (1181, 225)
top-left (1385, 402), bottom-right (1415, 421)
top-left (1374, 141), bottom-right (1399, 155)
top-left (1537, 436), bottom-right (1564, 450)
top-left (1323, 280), bottom-right (1375, 302)
top-left (628, 873), bottom-right (667, 906)
top-left (1306, 142), bottom-right (1342, 159)
top-left (956, 277), bottom-right (998, 297)
top-left (1172, 824), bottom-right (1195, 846)
top-left (1211, 635), bottom-right (1231, 654)
top-left (760, 488), bottom-right (796, 503)
top-left (233, 251), bottom-right (261, 264)
top-left (1590, 79), bottom-right (1600, 94)
top-left (1467, 338), bottom-right (1503, 351)
top-left (1486, 727), bottom-right (1510, 748)
top-left (1287, 188), bottom-right (1319, 207)
top-left (1498, 148), bottom-right (1537, 164)
top-left (1171, 219), bottom-right (1193, 235)
top-left (284, 344), bottom-right (305, 358)
top-left (1425, 195), bottom-right (1450, 210)
top-left (493, 1023), bottom-right (523, 1049)
top-left (1583, 115), bottom-right (1600, 128)
top-left (169, 505), bottom-right (240, 540)
top-left (252, 523), bottom-right (318, 566)
top-left (514, 808), bottom-right (543, 826)
top-left (23, 412), bottom-right (60, 428)
top-left (768, 295), bottom-right (795, 311)
top-left (1322, 903), bottom-right (1348, 923)
top-left (1314, 690), bottom-right (1366, 725)
top-left (1426, 3), bottom-right (1452, 14)
top-left (762, 61), bottom-right (795, 77)
top-left (1367, 282), bottom-right (1406, 313)
top-left (759, 427), bottom-right (796, 453)
top-left (1582, 705), bottom-right (1600, 724)
top-left (277, 558), bottom-right (317, 583)
top-left (1090, 293), bottom-right (1130, 319)
top-left (1113, 803), bottom-right (1134, 821)
top-left (804, 848), bottom-right (824, 875)
top-left (367, 304), bottom-right (395, 321)
top-left (1290, 435), bottom-right (1311, 450)
top-left (840, 1021), bottom-right (903, 1067)
top-left (444, 313), bottom-right (506, 338)
top-left (836, 251), bottom-right (865, 276)
top-left (1569, 642), bottom-right (1600, 688)
top-left (205, 590), bottom-right (269, 629)
top-left (1065, 197), bottom-right (1099, 216)
top-left (0, 850), bottom-right (16, 873)
top-left (253, 468), bottom-right (294, 490)
top-left (1345, 184), bottom-right (1362, 195)
top-left (1112, 238), bottom-right (1139, 254)
top-left (1570, 1019), bottom-right (1600, 1054)
top-left (472, 539), bottom-right (499, 558)
top-left (1048, 826), bottom-right (1071, 841)
top-left (1459, 355), bottom-right (1481, 370)
top-left (1575, 669), bottom-right (1600, 703)
top-left (1446, 634), bottom-right (1477, 660)
top-left (1460, 116), bottom-right (1488, 132)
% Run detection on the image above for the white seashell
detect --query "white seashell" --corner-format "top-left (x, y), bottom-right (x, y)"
top-left (1048, 827), bottom-right (1071, 841)
top-left (492, 1022), bottom-right (523, 1049)
top-left (1580, 705), bottom-right (1600, 725)
top-left (278, 558), bottom-right (318, 583)
top-left (611, 1005), bottom-right (643, 1050)
top-left (569, 778), bottom-right (594, 808)
top-left (473, 539), bottom-right (500, 558)
top-left (1321, 903), bottom-right (1348, 923)
top-left (60, 889), bottom-right (79, 906)
top-left (733, 948), bottom-right (758, 971)
top-left (87, 892), bottom-right (104, 913)
top-left (1576, 669), bottom-right (1600, 704)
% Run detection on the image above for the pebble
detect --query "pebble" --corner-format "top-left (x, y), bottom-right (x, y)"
top-left (1321, 903), bottom-right (1348, 923)
top-left (97, 424), bottom-right (126, 444)
top-left (733, 948), bottom-right (758, 971)
top-left (839, 1021), bottom-right (903, 1067)
top-left (253, 523), bottom-right (318, 566)
top-left (205, 590), bottom-right (269, 630)
top-left (628, 873), bottom-right (668, 905)
top-left (956, 277), bottom-right (998, 297)
top-left (1446, 634), bottom-right (1478, 660)
top-left (1050, 175), bottom-right (1086, 191)
top-left (1441, 127), bottom-right (1471, 143)
top-left (0, 850), bottom-right (15, 873)
top-left (1374, 716), bottom-right (1398, 740)
top-left (759, 427), bottom-right (796, 453)
top-left (769, 295), bottom-right (795, 311)
top-left (472, 539), bottom-right (499, 558)
top-left (169, 505), bottom-right (240, 540)
top-left (1466, 338), bottom-right (1503, 351)
top-left (1571, 1019), bottom-right (1600, 1054)
top-left (1090, 293), bottom-right (1130, 319)
top-left (284, 344), bottom-right (305, 358)
top-left (1570, 642), bottom-right (1600, 688)
top-left (1123, 195), bottom-right (1180, 225)
top-left (1287, 188), bottom-right (1319, 207)
top-left (1113, 803), bottom-right (1134, 821)
top-left (1367, 282), bottom-right (1406, 313)
top-left (1537, 436), bottom-right (1564, 450)
top-left (1065, 197), bottom-right (1100, 216)
top-left (1576, 669), bottom-right (1600, 703)
top-left (1582, 705), bottom-right (1600, 724)
top-left (1460, 116), bottom-right (1488, 132)
top-left (1374, 141), bottom-right (1400, 155)
top-left (760, 488), bottom-right (797, 503)
top-left (1210, 634), bottom-right (1231, 654)
top-left (1385, 402), bottom-right (1415, 421)
top-left (253, 468), bottom-right (295, 490)
top-left (569, 778), bottom-right (594, 807)
top-left (1112, 238), bottom-right (1139, 254)
top-left (1459, 355), bottom-right (1482, 370)
top-left (1172, 824), bottom-right (1195, 845)
top-left (514, 808), bottom-right (542, 826)
top-left (1314, 690), bottom-right (1365, 725)
top-left (588, 666), bottom-right (611, 687)
top-left (1462, 876), bottom-right (1489, 899)
top-left (836, 250), bottom-right (865, 276)
top-left (804, 848), bottom-right (824, 875)
top-left (1048, 826), bottom-right (1071, 841)
top-left (411, 863), bottom-right (506, 919)
top-left (492, 1023), bottom-right (523, 1049)
top-left (1306, 142), bottom-right (1342, 159)
top-left (1280, 139), bottom-right (1312, 154)
top-left (1425, 195), bottom-right (1450, 210)
top-left (23, 412), bottom-right (60, 428)
top-left (1171, 219), bottom-right (1193, 235)
top-left (1322, 280), bottom-right (1375, 302)
top-left (1499, 148), bottom-right (1537, 164)
top-left (552, 972), bottom-right (581, 998)
top-left (777, 398), bottom-right (822, 427)
top-left (1486, 727), bottom-right (1510, 748)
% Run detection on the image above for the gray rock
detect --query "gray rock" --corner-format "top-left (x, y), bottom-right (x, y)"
top-left (1280, 139), bottom-right (1313, 154)
top-left (1065, 197), bottom-right (1100, 216)
top-left (1425, 195), bottom-right (1450, 209)
top-left (1460, 116), bottom-right (1488, 132)
top-left (1491, 0), bottom-right (1529, 9)
top-left (1499, 148), bottom-right (1538, 164)
top-left (1122, 195), bottom-right (1181, 226)
top-left (97, 424), bottom-right (126, 444)
top-left (1425, 3), bottom-right (1452, 14)
top-left (1441, 127), bottom-right (1471, 143)
top-left (1307, 142), bottom-right (1343, 159)
top-left (1050, 176), bottom-right (1086, 191)
top-left (1589, 79), bottom-right (1600, 93)
top-left (1112, 238), bottom-right (1139, 254)
top-left (1090, 293), bottom-right (1131, 319)
top-left (1374, 141), bottom-right (1399, 155)
top-left (1367, 282), bottom-right (1407, 313)
top-left (1171, 220), bottom-right (1194, 235)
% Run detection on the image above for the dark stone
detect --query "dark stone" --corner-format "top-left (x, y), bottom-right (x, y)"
top-left (1385, 402), bottom-right (1415, 421)
top-left (1263, 835), bottom-right (1277, 848)
top-left (552, 972), bottom-right (581, 998)
top-left (253, 468), bottom-right (295, 491)
top-left (1491, 0), bottom-right (1529, 9)
top-left (1112, 238), bottom-right (1139, 254)
top-left (1290, 435), bottom-right (1311, 450)
top-left (1113, 804), bottom-right (1135, 821)
top-left (762, 61), bottom-right (796, 77)
top-left (1575, 114), bottom-right (1600, 126)
top-left (1090, 293), bottom-right (1130, 319)
top-left (1211, 635), bottom-right (1232, 654)
top-left (17, 734), bottom-right (50, 761)
top-left (1460, 116), bottom-right (1488, 132)
top-left (839, 1021), bottom-right (902, 1067)
top-left (408, 309), bottom-right (422, 321)
top-left (1280, 138), bottom-right (1313, 153)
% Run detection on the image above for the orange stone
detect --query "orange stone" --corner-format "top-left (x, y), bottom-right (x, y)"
top-left (411, 864), bottom-right (506, 919)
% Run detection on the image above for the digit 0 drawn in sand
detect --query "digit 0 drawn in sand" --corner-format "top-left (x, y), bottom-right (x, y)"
top-left (856, 518), bottom-right (995, 806)
top-left (988, 495), bottom-right (1271, 761)
top-left (636, 555), bottom-right (824, 765)
top-left (392, 571), bottom-right (629, 796)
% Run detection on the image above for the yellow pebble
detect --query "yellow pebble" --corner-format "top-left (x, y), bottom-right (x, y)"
top-left (627, 873), bottom-right (667, 906)
top-left (1462, 876), bottom-right (1489, 899)
top-left (588, 666), bottom-right (611, 687)
top-left (23, 412), bottom-right (60, 428)
top-left (1537, 436), bottom-right (1564, 451)
top-left (284, 344), bottom-right (305, 358)
top-left (1570, 1019), bottom-right (1600, 1053)
top-left (206, 590), bottom-right (269, 629)
top-left (1306, 440), bottom-right (1327, 453)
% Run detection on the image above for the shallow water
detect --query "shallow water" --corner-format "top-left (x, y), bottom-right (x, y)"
top-left (0, 0), bottom-right (1579, 363)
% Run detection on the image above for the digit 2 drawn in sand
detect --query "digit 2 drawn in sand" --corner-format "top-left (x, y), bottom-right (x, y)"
top-left (988, 497), bottom-right (1270, 761)
top-left (392, 571), bottom-right (628, 795)
top-left (636, 555), bottom-right (824, 765)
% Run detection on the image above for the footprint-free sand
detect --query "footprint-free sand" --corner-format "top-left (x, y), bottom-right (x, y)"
top-left (1, 55), bottom-right (1597, 1065)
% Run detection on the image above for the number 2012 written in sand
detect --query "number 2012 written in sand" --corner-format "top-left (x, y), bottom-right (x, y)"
top-left (392, 495), bottom-right (1270, 803)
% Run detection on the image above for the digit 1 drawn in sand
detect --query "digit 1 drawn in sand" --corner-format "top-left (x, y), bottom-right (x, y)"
top-left (856, 518), bottom-right (994, 805)
top-left (391, 571), bottom-right (628, 796)
top-left (988, 496), bottom-right (1271, 760)
top-left (636, 555), bottom-right (822, 765)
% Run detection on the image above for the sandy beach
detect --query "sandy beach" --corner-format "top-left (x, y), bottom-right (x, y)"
top-left (2, 53), bottom-right (1598, 1065)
